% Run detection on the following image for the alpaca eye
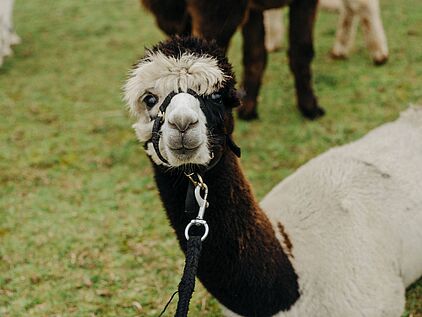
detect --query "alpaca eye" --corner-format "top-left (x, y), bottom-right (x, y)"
top-left (142, 94), bottom-right (158, 109)
top-left (210, 93), bottom-right (222, 103)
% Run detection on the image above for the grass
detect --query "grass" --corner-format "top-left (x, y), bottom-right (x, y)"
top-left (0, 0), bottom-right (421, 316)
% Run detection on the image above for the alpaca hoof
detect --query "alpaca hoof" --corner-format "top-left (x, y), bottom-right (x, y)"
top-left (3, 47), bottom-right (13, 57)
top-left (330, 50), bottom-right (348, 60)
top-left (266, 40), bottom-right (283, 53)
top-left (238, 108), bottom-right (259, 121)
top-left (266, 44), bottom-right (283, 53)
top-left (373, 55), bottom-right (388, 66)
top-left (11, 33), bottom-right (22, 46)
top-left (300, 105), bottom-right (326, 120)
top-left (238, 99), bottom-right (259, 121)
top-left (372, 49), bottom-right (389, 66)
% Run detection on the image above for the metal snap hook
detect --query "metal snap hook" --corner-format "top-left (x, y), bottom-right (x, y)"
top-left (183, 173), bottom-right (210, 241)
top-left (194, 184), bottom-right (209, 220)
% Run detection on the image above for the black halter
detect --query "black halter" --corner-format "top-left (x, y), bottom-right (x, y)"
top-left (146, 89), bottom-right (241, 168)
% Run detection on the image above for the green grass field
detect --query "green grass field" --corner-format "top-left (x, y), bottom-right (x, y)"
top-left (0, 0), bottom-right (421, 316)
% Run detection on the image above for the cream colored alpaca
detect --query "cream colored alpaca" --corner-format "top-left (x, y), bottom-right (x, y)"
top-left (264, 0), bottom-right (388, 64)
top-left (264, 0), bottom-right (341, 52)
top-left (223, 106), bottom-right (422, 316)
top-left (0, 0), bottom-right (20, 66)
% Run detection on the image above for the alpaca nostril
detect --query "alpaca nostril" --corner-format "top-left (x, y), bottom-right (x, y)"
top-left (168, 119), bottom-right (199, 133)
top-left (167, 120), bottom-right (178, 130)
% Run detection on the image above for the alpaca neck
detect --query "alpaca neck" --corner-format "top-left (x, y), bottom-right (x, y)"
top-left (153, 151), bottom-right (300, 316)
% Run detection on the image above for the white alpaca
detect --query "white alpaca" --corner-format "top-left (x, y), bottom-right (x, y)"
top-left (264, 0), bottom-right (388, 64)
top-left (263, 106), bottom-right (422, 316)
top-left (224, 106), bottom-right (422, 316)
top-left (0, 0), bottom-right (20, 66)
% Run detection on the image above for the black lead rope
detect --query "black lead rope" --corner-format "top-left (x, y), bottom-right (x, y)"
top-left (159, 173), bottom-right (209, 317)
top-left (175, 236), bottom-right (203, 317)
top-left (158, 236), bottom-right (203, 317)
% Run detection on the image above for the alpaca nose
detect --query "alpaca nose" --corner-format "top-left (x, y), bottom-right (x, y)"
top-left (168, 112), bottom-right (199, 133)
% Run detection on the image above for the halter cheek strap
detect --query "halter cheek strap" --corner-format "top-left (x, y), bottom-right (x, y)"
top-left (146, 89), bottom-right (241, 166)
top-left (149, 91), bottom-right (178, 165)
top-left (151, 117), bottom-right (169, 165)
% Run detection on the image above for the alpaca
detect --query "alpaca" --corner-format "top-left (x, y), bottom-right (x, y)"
top-left (140, 0), bottom-right (325, 121)
top-left (124, 37), bottom-right (422, 316)
top-left (264, 0), bottom-right (389, 65)
top-left (0, 0), bottom-right (20, 67)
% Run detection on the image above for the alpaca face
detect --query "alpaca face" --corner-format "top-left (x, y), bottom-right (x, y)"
top-left (124, 44), bottom-right (235, 167)
top-left (157, 91), bottom-right (210, 166)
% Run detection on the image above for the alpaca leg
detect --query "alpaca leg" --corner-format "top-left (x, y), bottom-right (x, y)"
top-left (0, 0), bottom-right (14, 64)
top-left (5, 0), bottom-right (19, 48)
top-left (331, 5), bottom-right (358, 59)
top-left (358, 0), bottom-right (388, 65)
top-left (264, 8), bottom-right (284, 52)
top-left (288, 0), bottom-right (325, 119)
top-left (141, 0), bottom-right (191, 36)
top-left (238, 9), bottom-right (267, 120)
top-left (0, 11), bottom-right (4, 65)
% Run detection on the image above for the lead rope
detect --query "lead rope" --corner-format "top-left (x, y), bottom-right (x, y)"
top-left (158, 174), bottom-right (209, 317)
top-left (175, 235), bottom-right (202, 316)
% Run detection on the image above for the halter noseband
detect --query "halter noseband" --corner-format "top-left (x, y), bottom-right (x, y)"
top-left (146, 88), bottom-right (241, 168)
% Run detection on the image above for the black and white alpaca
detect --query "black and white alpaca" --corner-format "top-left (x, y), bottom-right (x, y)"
top-left (140, 0), bottom-right (325, 121)
top-left (0, 0), bottom-right (20, 66)
top-left (124, 37), bottom-right (422, 316)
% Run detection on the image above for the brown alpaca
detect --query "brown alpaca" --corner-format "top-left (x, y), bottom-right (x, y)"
top-left (140, 0), bottom-right (325, 120)
top-left (124, 37), bottom-right (300, 315)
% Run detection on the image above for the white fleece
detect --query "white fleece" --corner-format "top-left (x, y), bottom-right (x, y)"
top-left (223, 106), bottom-right (422, 317)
